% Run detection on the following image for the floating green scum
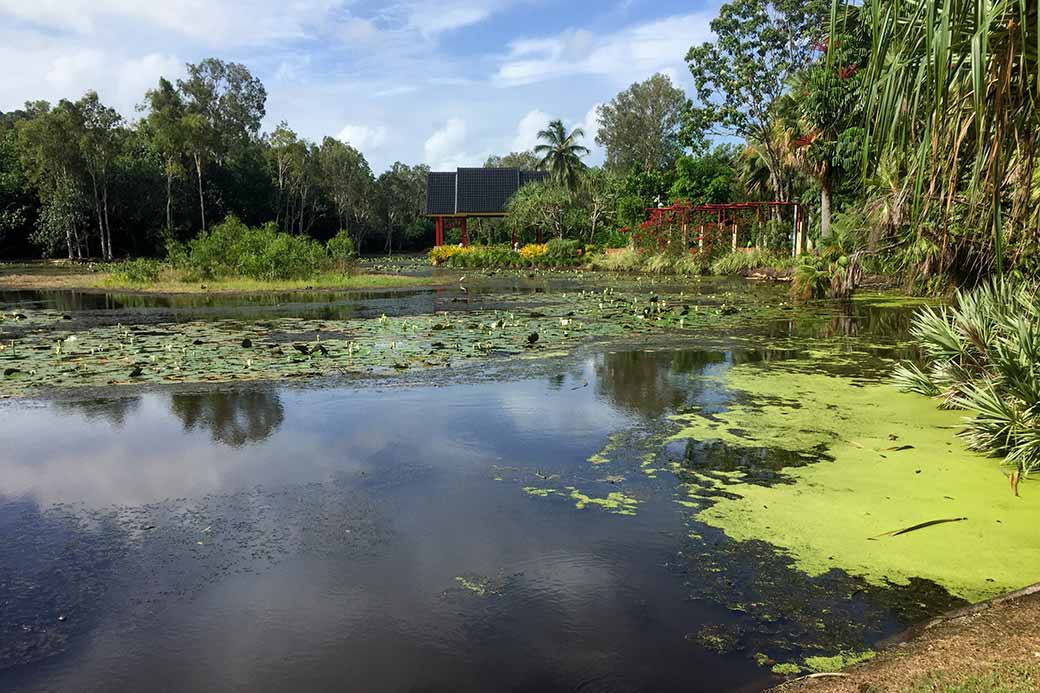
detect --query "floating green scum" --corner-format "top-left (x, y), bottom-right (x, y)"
top-left (673, 360), bottom-right (1040, 603)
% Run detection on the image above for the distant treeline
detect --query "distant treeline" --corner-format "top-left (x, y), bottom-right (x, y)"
top-left (0, 58), bottom-right (430, 260)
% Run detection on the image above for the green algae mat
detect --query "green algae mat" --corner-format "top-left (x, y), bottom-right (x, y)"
top-left (673, 362), bottom-right (1040, 603)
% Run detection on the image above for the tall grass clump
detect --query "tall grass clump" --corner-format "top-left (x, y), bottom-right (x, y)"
top-left (893, 280), bottom-right (1040, 478)
top-left (585, 248), bottom-right (643, 272)
top-left (711, 249), bottom-right (794, 276)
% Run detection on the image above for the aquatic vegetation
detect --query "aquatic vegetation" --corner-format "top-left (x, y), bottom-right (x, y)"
top-left (684, 362), bottom-right (1040, 602)
top-left (522, 485), bottom-right (639, 516)
top-left (893, 280), bottom-right (1040, 477)
top-left (0, 288), bottom-right (791, 397)
top-left (803, 650), bottom-right (875, 673)
top-left (771, 662), bottom-right (802, 675)
top-left (453, 575), bottom-right (498, 597)
top-left (696, 623), bottom-right (743, 654)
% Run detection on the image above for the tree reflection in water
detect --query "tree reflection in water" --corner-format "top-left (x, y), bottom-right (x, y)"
top-left (54, 397), bottom-right (142, 427)
top-left (169, 389), bottom-right (285, 447)
top-left (593, 349), bottom-right (727, 418)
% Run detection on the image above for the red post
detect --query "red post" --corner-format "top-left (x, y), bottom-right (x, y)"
top-left (460, 217), bottom-right (468, 247)
top-left (511, 227), bottom-right (517, 248)
top-left (435, 217), bottom-right (444, 246)
top-left (536, 228), bottom-right (543, 244)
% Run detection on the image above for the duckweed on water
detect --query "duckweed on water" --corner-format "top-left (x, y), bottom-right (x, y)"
top-left (681, 362), bottom-right (1040, 602)
top-left (522, 486), bottom-right (639, 516)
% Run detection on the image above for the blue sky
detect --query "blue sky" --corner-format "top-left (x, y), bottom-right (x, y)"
top-left (0, 0), bottom-right (720, 172)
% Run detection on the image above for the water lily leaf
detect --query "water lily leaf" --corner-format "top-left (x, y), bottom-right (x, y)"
top-left (241, 338), bottom-right (253, 348)
top-left (129, 366), bottom-right (144, 378)
top-left (527, 332), bottom-right (539, 345)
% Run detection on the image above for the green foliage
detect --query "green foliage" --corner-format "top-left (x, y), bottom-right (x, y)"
top-left (686, 0), bottom-right (829, 200)
top-left (543, 238), bottom-right (582, 265)
top-left (185, 215), bottom-right (327, 280)
top-left (596, 74), bottom-right (690, 173)
top-left (110, 258), bottom-right (164, 284)
top-left (325, 230), bottom-right (356, 265)
top-left (670, 146), bottom-right (739, 205)
top-left (711, 249), bottom-right (794, 276)
top-left (534, 119), bottom-right (589, 190)
top-left (893, 280), bottom-right (1040, 475)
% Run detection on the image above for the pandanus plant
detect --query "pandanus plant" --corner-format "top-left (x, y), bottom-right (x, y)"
top-left (893, 280), bottom-right (1040, 483)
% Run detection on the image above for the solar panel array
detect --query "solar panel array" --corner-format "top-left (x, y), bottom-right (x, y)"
top-left (426, 172), bottom-right (457, 215)
top-left (425, 168), bottom-right (548, 215)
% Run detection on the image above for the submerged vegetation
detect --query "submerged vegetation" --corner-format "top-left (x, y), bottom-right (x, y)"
top-left (894, 280), bottom-right (1040, 479)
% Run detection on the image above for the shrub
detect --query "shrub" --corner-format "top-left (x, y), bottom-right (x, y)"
top-left (519, 243), bottom-right (548, 261)
top-left (429, 245), bottom-right (464, 265)
top-left (544, 238), bottom-right (583, 265)
top-left (893, 280), bottom-right (1040, 477)
top-left (110, 258), bottom-right (164, 284)
top-left (326, 231), bottom-right (356, 268)
top-left (186, 216), bottom-right (327, 281)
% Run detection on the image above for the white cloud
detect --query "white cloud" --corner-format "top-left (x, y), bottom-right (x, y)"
top-left (511, 109), bottom-right (549, 152)
top-left (0, 0), bottom-right (342, 46)
top-left (336, 123), bottom-right (389, 150)
top-left (495, 12), bottom-right (713, 87)
top-left (423, 117), bottom-right (471, 170)
top-left (580, 102), bottom-right (603, 160)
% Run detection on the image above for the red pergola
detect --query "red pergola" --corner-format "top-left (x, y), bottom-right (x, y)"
top-left (642, 200), bottom-right (806, 255)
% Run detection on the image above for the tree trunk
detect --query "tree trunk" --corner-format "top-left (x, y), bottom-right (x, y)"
top-left (194, 154), bottom-right (206, 232)
top-left (820, 182), bottom-right (832, 241)
top-left (165, 170), bottom-right (173, 230)
top-left (102, 179), bottom-right (112, 260)
top-left (90, 173), bottom-right (106, 260)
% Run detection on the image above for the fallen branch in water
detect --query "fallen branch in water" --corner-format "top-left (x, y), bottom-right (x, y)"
top-left (869, 517), bottom-right (967, 540)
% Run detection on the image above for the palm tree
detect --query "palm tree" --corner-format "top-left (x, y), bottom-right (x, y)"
top-left (534, 119), bottom-right (590, 190)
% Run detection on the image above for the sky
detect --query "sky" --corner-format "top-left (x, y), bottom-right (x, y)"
top-left (0, 0), bottom-right (720, 173)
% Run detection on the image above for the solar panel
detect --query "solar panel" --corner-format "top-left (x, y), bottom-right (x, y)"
top-left (426, 172), bottom-right (457, 215)
top-left (426, 168), bottom-right (546, 215)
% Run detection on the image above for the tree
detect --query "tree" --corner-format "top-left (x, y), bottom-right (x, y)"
top-left (576, 168), bottom-right (622, 243)
top-left (670, 146), bottom-right (740, 206)
top-left (375, 162), bottom-right (427, 254)
top-left (507, 181), bottom-right (572, 239)
top-left (534, 119), bottom-right (589, 191)
top-left (318, 137), bottom-right (375, 249)
top-left (484, 151), bottom-right (541, 169)
top-left (792, 17), bottom-right (868, 240)
top-left (16, 101), bottom-right (90, 258)
top-left (73, 91), bottom-right (123, 259)
top-left (686, 0), bottom-right (828, 202)
top-left (142, 78), bottom-right (187, 233)
top-left (596, 74), bottom-right (690, 173)
top-left (177, 59), bottom-right (267, 231)
top-left (0, 121), bottom-right (31, 251)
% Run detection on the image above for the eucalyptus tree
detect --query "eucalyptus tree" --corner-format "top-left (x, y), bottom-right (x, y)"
top-left (685, 0), bottom-right (829, 202)
top-left (15, 101), bottom-right (90, 258)
top-left (376, 162), bottom-right (428, 254)
top-left (596, 74), bottom-right (690, 173)
top-left (318, 136), bottom-right (375, 248)
top-left (73, 91), bottom-right (123, 259)
top-left (534, 119), bottom-right (589, 191)
top-left (142, 77), bottom-right (187, 232)
top-left (176, 58), bottom-right (267, 231)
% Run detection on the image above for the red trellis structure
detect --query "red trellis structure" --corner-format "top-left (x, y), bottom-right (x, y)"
top-left (637, 200), bottom-right (808, 256)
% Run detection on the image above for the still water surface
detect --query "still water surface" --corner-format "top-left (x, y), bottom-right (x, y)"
top-left (0, 282), bottom-right (933, 692)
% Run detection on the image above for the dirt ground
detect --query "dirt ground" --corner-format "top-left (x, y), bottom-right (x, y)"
top-left (775, 586), bottom-right (1040, 692)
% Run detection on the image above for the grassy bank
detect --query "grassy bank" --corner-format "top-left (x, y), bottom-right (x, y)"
top-left (0, 266), bottom-right (441, 294)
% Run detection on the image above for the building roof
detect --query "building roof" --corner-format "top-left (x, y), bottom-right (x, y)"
top-left (426, 167), bottom-right (548, 216)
